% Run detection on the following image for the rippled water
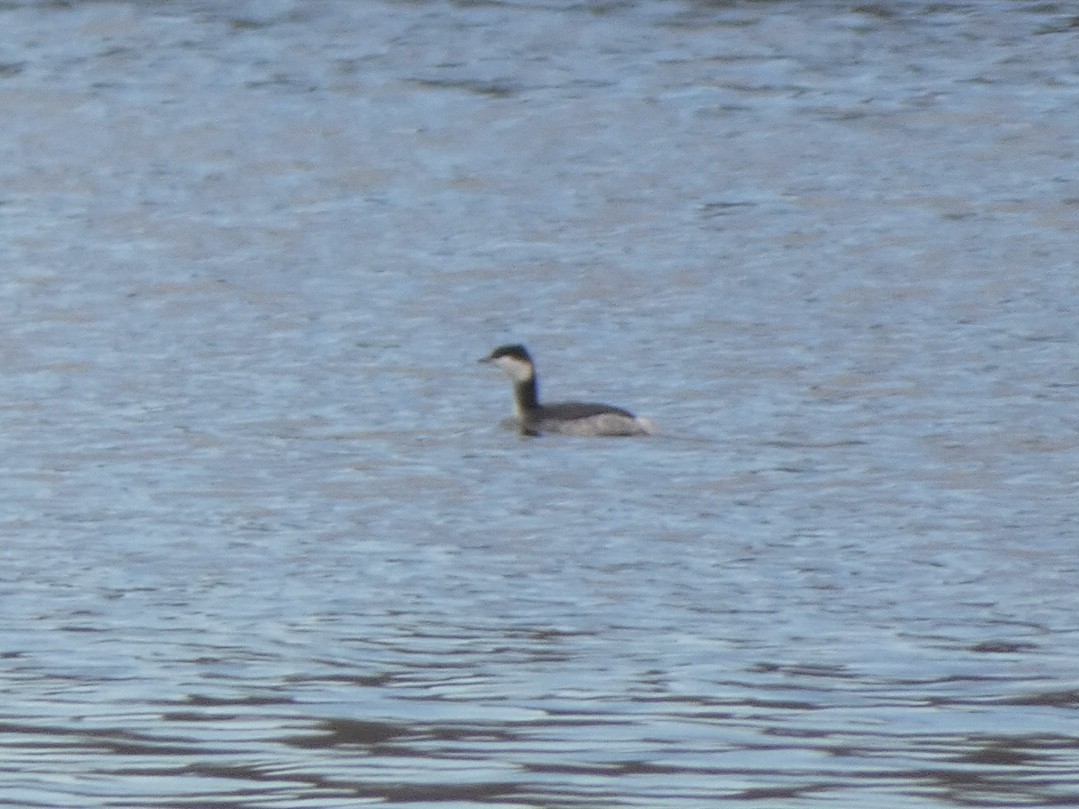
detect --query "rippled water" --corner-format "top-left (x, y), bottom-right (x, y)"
top-left (2, 0), bottom-right (1079, 806)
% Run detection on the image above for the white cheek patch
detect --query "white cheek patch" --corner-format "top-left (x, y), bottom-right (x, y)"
top-left (496, 356), bottom-right (532, 382)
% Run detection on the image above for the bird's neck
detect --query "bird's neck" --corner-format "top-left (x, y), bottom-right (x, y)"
top-left (513, 375), bottom-right (539, 416)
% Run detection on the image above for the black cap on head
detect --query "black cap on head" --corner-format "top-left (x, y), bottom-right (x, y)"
top-left (482, 344), bottom-right (532, 363)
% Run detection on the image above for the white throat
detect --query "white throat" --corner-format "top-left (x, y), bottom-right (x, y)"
top-left (492, 355), bottom-right (534, 384)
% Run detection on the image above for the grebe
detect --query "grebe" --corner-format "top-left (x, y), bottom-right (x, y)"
top-left (480, 344), bottom-right (654, 437)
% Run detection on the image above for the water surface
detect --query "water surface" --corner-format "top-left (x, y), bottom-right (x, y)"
top-left (1, 1), bottom-right (1078, 806)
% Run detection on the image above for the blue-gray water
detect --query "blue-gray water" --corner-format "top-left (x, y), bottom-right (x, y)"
top-left (2, 1), bottom-right (1078, 806)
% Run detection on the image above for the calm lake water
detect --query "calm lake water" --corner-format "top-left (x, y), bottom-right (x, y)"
top-left (2, 0), bottom-right (1078, 806)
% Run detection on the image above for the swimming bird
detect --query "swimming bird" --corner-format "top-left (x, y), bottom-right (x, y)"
top-left (480, 344), bottom-right (653, 437)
